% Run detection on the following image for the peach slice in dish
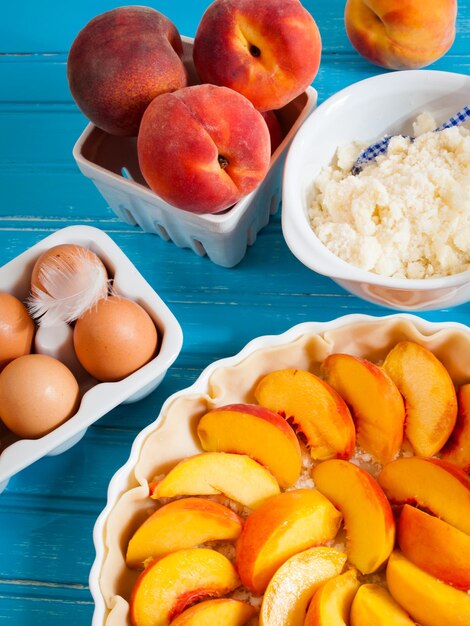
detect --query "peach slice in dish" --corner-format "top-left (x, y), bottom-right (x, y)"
top-left (303, 568), bottom-right (360, 626)
top-left (441, 383), bottom-right (470, 471)
top-left (130, 548), bottom-right (240, 626)
top-left (126, 497), bottom-right (243, 569)
top-left (322, 353), bottom-right (405, 464)
top-left (397, 504), bottom-right (470, 590)
top-left (236, 489), bottom-right (342, 594)
top-left (386, 550), bottom-right (470, 626)
top-left (151, 452), bottom-right (280, 510)
top-left (383, 341), bottom-right (457, 457)
top-left (260, 546), bottom-right (347, 626)
top-left (254, 368), bottom-right (355, 460)
top-left (377, 456), bottom-right (470, 535)
top-left (350, 583), bottom-right (415, 625)
top-left (197, 403), bottom-right (302, 488)
top-left (312, 460), bottom-right (395, 574)
top-left (169, 598), bottom-right (256, 626)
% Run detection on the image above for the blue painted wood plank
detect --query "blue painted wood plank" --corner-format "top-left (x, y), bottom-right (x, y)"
top-left (0, 507), bottom-right (96, 583)
top-left (0, 591), bottom-right (93, 626)
top-left (2, 52), bottom-right (470, 108)
top-left (1, 0), bottom-right (468, 56)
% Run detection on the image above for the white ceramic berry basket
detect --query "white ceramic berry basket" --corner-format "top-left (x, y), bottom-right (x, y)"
top-left (0, 225), bottom-right (183, 493)
top-left (89, 313), bottom-right (470, 626)
top-left (72, 37), bottom-right (318, 268)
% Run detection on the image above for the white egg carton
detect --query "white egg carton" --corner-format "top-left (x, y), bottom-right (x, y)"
top-left (0, 225), bottom-right (183, 493)
top-left (72, 37), bottom-right (318, 267)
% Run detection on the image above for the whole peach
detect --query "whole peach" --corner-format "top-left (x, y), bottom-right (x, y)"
top-left (193, 0), bottom-right (322, 112)
top-left (137, 84), bottom-right (271, 214)
top-left (67, 6), bottom-right (187, 136)
top-left (345, 0), bottom-right (457, 70)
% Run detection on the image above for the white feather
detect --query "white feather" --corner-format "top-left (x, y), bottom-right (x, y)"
top-left (27, 251), bottom-right (109, 327)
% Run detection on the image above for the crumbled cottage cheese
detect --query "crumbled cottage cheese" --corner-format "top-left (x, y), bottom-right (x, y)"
top-left (308, 113), bottom-right (470, 278)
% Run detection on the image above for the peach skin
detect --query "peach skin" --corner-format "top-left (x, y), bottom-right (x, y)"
top-left (197, 403), bottom-right (302, 488)
top-left (386, 550), bottom-right (470, 626)
top-left (349, 583), bottom-right (414, 625)
top-left (441, 383), bottom-right (470, 471)
top-left (236, 489), bottom-right (342, 594)
top-left (322, 353), bottom-right (405, 464)
top-left (344, 0), bottom-right (457, 70)
top-left (312, 460), bottom-right (395, 574)
top-left (169, 599), bottom-right (256, 626)
top-left (67, 6), bottom-right (187, 135)
top-left (254, 369), bottom-right (355, 461)
top-left (126, 497), bottom-right (243, 569)
top-left (377, 456), bottom-right (470, 535)
top-left (262, 111), bottom-right (284, 154)
top-left (383, 341), bottom-right (457, 457)
top-left (260, 547), bottom-right (347, 626)
top-left (130, 548), bottom-right (240, 626)
top-left (151, 452), bottom-right (280, 509)
top-left (397, 504), bottom-right (470, 590)
top-left (137, 84), bottom-right (270, 214)
top-left (193, 0), bottom-right (321, 111)
top-left (303, 569), bottom-right (360, 626)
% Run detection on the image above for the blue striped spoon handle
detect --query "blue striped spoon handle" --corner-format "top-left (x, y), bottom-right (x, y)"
top-left (351, 105), bottom-right (470, 175)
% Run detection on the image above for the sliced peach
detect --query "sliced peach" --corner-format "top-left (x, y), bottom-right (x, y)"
top-left (126, 497), bottom-right (243, 569)
top-left (386, 550), bottom-right (470, 626)
top-left (152, 452), bottom-right (280, 510)
top-left (311, 460), bottom-right (394, 574)
top-left (377, 456), bottom-right (470, 535)
top-left (260, 547), bottom-right (346, 626)
top-left (130, 548), bottom-right (240, 626)
top-left (304, 568), bottom-right (360, 626)
top-left (169, 599), bottom-right (256, 626)
top-left (397, 504), bottom-right (470, 590)
top-left (322, 354), bottom-right (405, 464)
top-left (383, 341), bottom-right (457, 457)
top-left (441, 383), bottom-right (470, 470)
top-left (197, 403), bottom-right (301, 489)
top-left (350, 583), bottom-right (415, 625)
top-left (254, 369), bottom-right (355, 460)
top-left (236, 489), bottom-right (342, 594)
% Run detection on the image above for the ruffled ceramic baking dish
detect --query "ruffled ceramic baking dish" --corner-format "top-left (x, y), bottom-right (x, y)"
top-left (89, 313), bottom-right (470, 625)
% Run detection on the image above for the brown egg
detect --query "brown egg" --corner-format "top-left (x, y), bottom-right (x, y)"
top-left (0, 354), bottom-right (80, 438)
top-left (0, 292), bottom-right (35, 370)
top-left (31, 243), bottom-right (108, 295)
top-left (73, 296), bottom-right (159, 382)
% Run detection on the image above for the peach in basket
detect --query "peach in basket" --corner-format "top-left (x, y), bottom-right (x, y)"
top-left (73, 37), bottom-right (317, 268)
top-left (90, 314), bottom-right (470, 626)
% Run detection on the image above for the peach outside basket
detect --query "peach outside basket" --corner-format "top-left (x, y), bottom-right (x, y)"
top-left (72, 37), bottom-right (318, 268)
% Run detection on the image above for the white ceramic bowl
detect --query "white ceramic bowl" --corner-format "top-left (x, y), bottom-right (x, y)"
top-left (282, 69), bottom-right (470, 311)
top-left (73, 37), bottom-right (317, 268)
top-left (0, 225), bottom-right (183, 493)
top-left (89, 313), bottom-right (470, 626)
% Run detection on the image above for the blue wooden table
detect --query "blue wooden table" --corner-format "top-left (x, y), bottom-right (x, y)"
top-left (1, 1), bottom-right (469, 623)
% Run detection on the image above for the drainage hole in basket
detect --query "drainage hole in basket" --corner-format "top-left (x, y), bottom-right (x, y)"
top-left (118, 205), bottom-right (137, 226)
top-left (192, 239), bottom-right (207, 256)
top-left (154, 223), bottom-right (170, 241)
top-left (270, 194), bottom-right (280, 215)
top-left (247, 225), bottom-right (257, 246)
top-left (121, 167), bottom-right (134, 181)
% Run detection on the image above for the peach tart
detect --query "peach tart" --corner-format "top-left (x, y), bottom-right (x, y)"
top-left (96, 317), bottom-right (470, 626)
